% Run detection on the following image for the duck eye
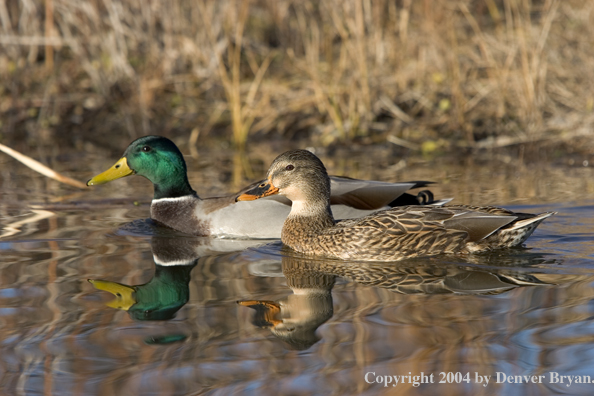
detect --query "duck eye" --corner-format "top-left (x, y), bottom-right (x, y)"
top-left (259, 183), bottom-right (266, 188)
top-left (285, 164), bottom-right (295, 171)
top-left (142, 146), bottom-right (151, 152)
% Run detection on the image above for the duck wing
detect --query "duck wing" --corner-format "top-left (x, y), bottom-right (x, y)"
top-left (324, 206), bottom-right (525, 260)
top-left (319, 207), bottom-right (468, 260)
top-left (328, 177), bottom-right (432, 210)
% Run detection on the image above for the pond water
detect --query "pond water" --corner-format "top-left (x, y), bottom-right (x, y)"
top-left (1, 145), bottom-right (594, 395)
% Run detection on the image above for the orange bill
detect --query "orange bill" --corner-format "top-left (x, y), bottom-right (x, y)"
top-left (236, 180), bottom-right (279, 201)
top-left (237, 299), bottom-right (283, 326)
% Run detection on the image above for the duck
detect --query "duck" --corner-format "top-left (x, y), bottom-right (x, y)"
top-left (236, 150), bottom-right (555, 261)
top-left (87, 136), bottom-right (448, 239)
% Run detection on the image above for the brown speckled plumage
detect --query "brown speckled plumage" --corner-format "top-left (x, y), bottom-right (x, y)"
top-left (280, 253), bottom-right (550, 295)
top-left (242, 150), bottom-right (555, 262)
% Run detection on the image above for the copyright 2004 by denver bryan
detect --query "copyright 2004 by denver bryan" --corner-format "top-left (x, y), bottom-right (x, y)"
top-left (364, 371), bottom-right (593, 388)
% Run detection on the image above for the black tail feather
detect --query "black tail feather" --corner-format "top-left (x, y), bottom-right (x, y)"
top-left (388, 189), bottom-right (435, 206)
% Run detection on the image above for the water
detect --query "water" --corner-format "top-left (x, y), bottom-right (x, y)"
top-left (1, 147), bottom-right (594, 395)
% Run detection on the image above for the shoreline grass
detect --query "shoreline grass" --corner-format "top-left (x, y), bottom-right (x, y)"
top-left (0, 0), bottom-right (592, 155)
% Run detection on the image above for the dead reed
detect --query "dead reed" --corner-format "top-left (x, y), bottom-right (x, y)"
top-left (0, 0), bottom-right (592, 153)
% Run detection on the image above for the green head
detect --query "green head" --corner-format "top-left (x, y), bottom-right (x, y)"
top-left (88, 264), bottom-right (194, 321)
top-left (87, 135), bottom-right (195, 199)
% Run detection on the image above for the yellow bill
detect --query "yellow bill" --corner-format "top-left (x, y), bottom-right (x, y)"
top-left (87, 157), bottom-right (134, 186)
top-left (88, 279), bottom-right (137, 311)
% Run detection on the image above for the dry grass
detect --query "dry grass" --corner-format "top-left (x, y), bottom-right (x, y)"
top-left (0, 0), bottom-right (593, 153)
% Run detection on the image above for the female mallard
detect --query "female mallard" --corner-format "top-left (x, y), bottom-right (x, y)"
top-left (87, 136), bottom-right (445, 238)
top-left (237, 150), bottom-right (555, 261)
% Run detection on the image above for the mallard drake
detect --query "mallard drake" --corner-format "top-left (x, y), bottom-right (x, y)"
top-left (87, 136), bottom-right (447, 238)
top-left (237, 150), bottom-right (555, 261)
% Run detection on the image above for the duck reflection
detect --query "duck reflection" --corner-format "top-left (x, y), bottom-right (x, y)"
top-left (239, 264), bottom-right (335, 350)
top-left (239, 251), bottom-right (556, 350)
top-left (89, 236), bottom-right (268, 321)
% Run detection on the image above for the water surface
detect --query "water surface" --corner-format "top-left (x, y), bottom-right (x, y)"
top-left (1, 148), bottom-right (593, 395)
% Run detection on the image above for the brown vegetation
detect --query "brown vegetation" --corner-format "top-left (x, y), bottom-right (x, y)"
top-left (0, 0), bottom-right (592, 154)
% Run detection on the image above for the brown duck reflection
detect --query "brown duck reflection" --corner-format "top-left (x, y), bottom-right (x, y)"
top-left (239, 261), bottom-right (336, 350)
top-left (239, 250), bottom-right (556, 351)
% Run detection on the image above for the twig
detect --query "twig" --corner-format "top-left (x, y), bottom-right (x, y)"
top-left (387, 135), bottom-right (420, 150)
top-left (0, 143), bottom-right (87, 189)
top-left (380, 95), bottom-right (413, 124)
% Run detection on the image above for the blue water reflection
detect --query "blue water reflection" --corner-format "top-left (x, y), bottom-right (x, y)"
top-left (0, 200), bottom-right (593, 395)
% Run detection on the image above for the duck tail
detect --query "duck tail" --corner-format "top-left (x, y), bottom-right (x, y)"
top-left (495, 211), bottom-right (556, 247)
top-left (387, 190), bottom-right (453, 207)
top-left (415, 190), bottom-right (454, 206)
top-left (508, 211), bottom-right (556, 231)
